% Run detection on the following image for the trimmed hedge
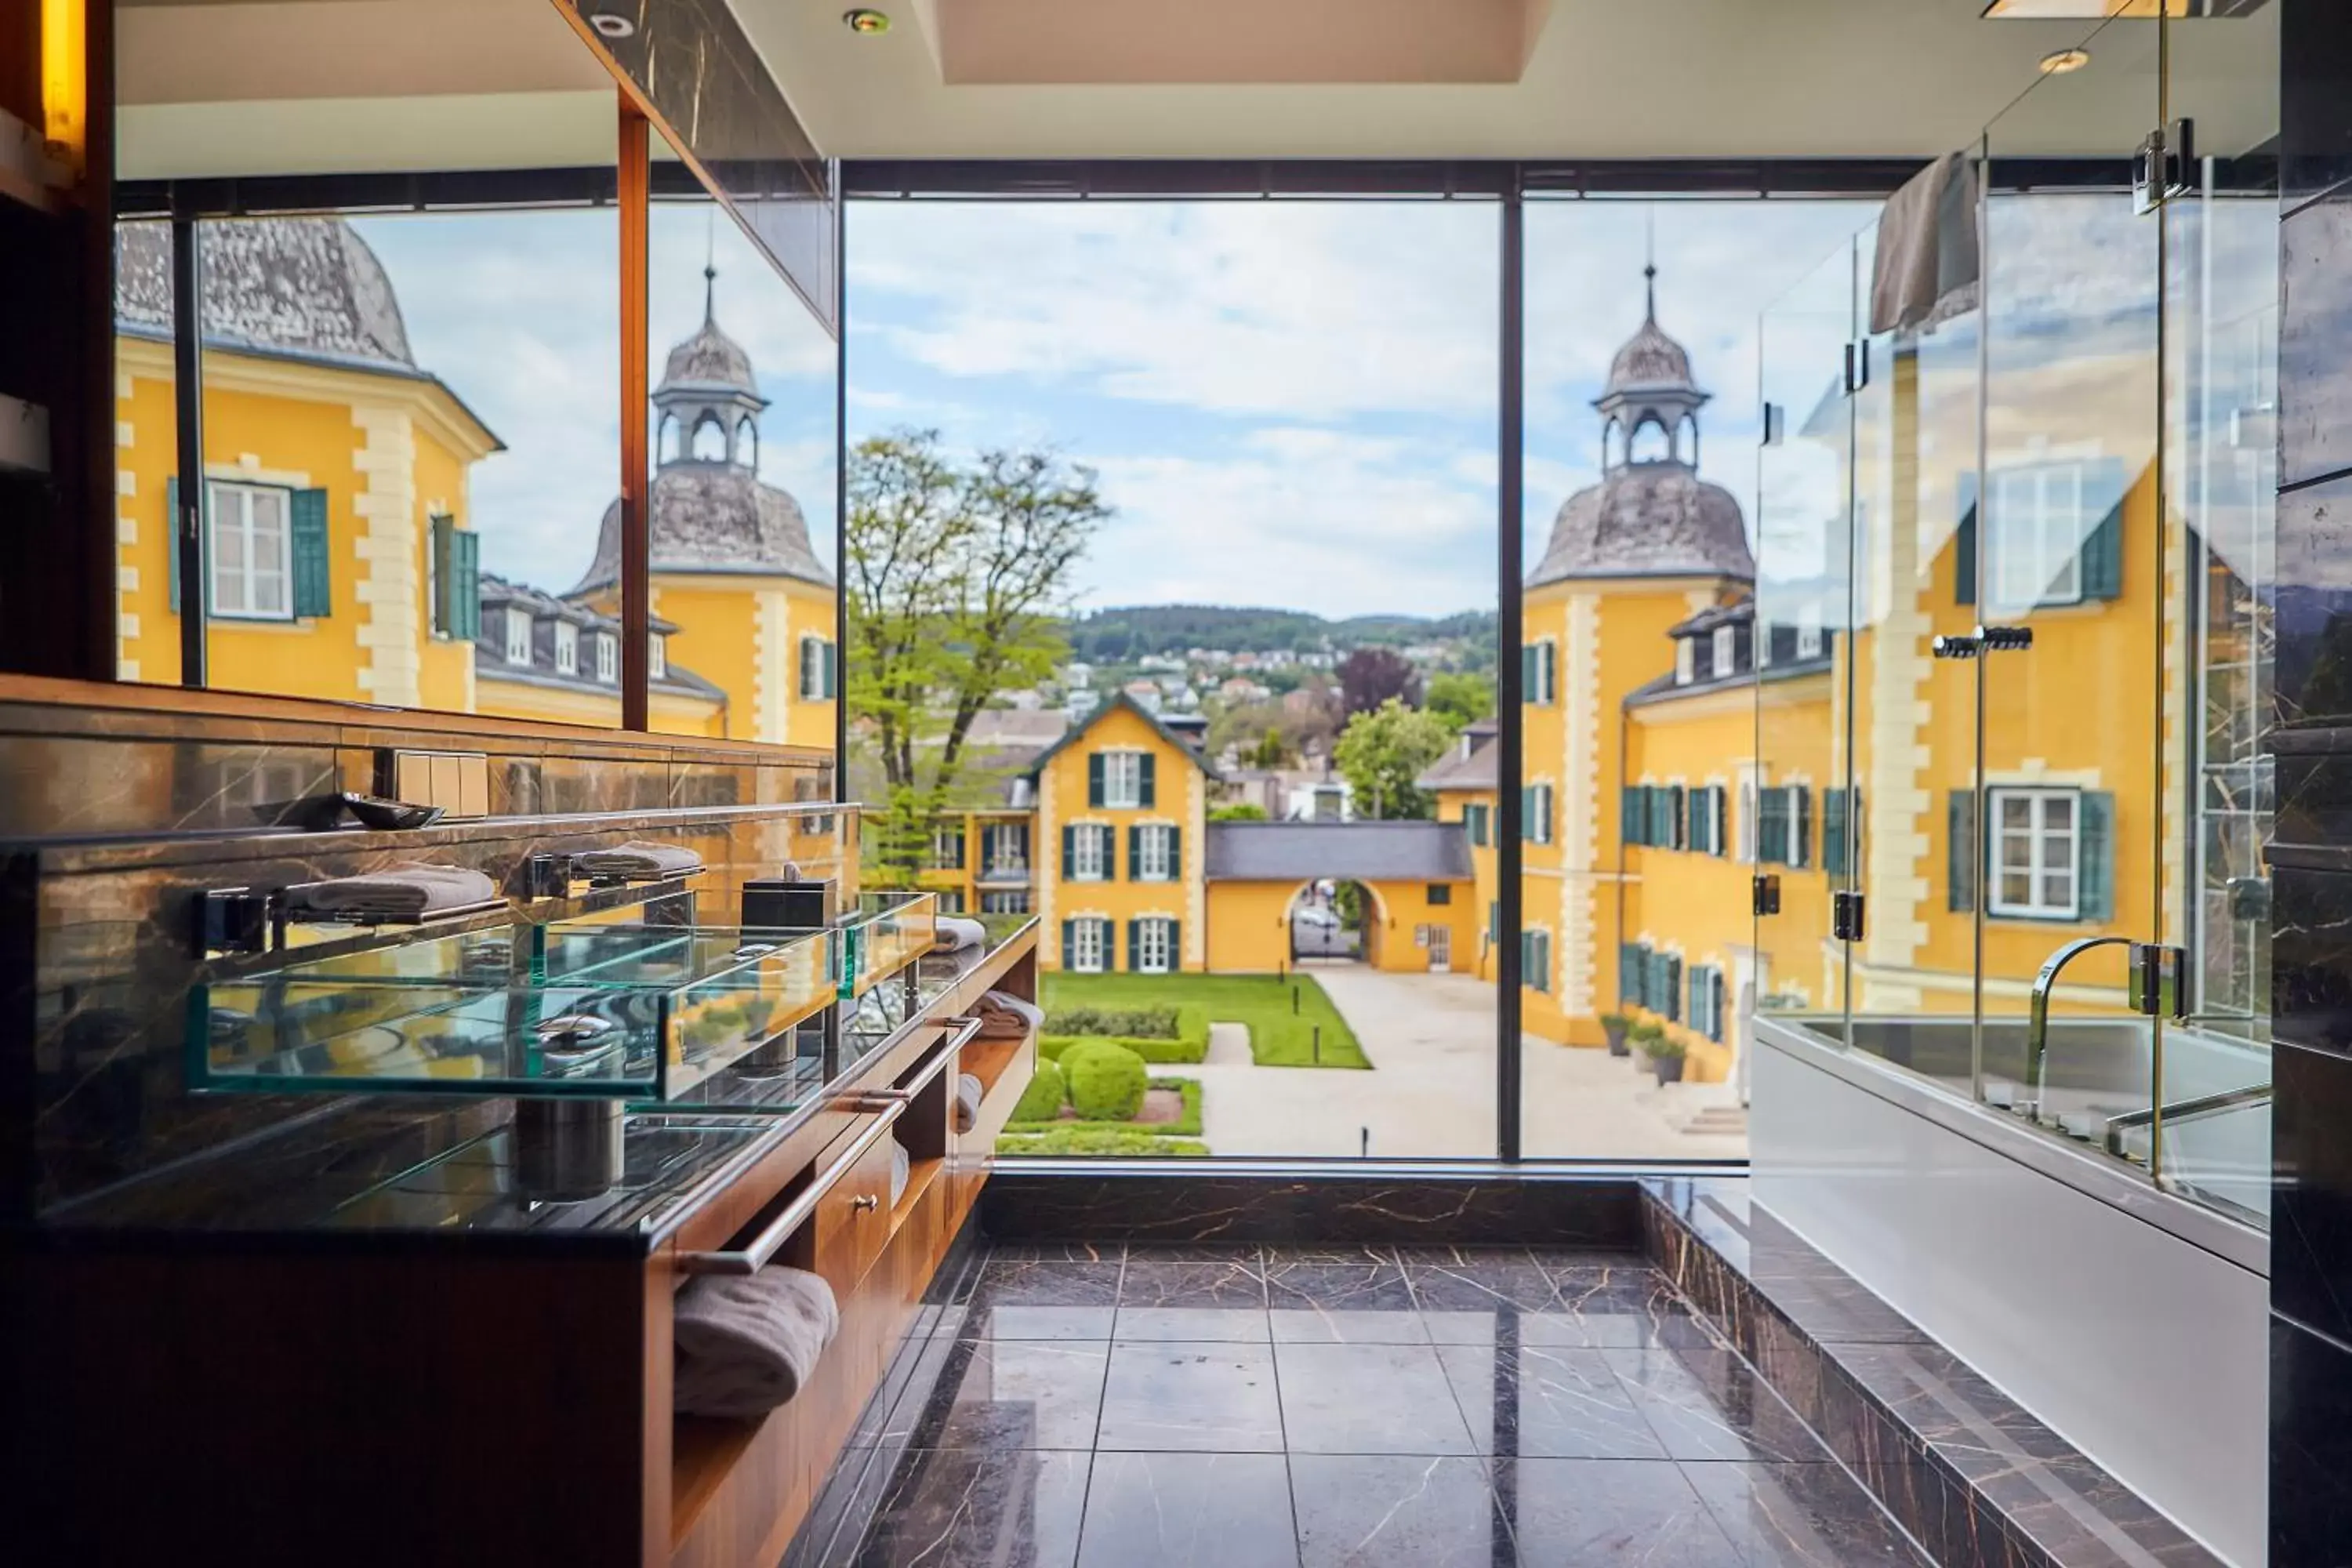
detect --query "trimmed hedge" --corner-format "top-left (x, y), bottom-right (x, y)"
top-left (1043, 1004), bottom-right (1180, 1039)
top-left (1005, 1076), bottom-right (1203, 1138)
top-left (995, 1129), bottom-right (1210, 1157)
top-left (1038, 1004), bottom-right (1210, 1065)
top-left (1062, 1040), bottom-right (1148, 1120)
top-left (1011, 1058), bottom-right (1068, 1123)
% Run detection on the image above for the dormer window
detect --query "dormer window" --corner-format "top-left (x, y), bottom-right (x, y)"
top-left (1711, 625), bottom-right (1737, 677)
top-left (649, 635), bottom-right (669, 681)
top-left (1675, 639), bottom-right (1695, 685)
top-left (1797, 623), bottom-right (1824, 660)
top-left (505, 608), bottom-right (532, 665)
top-left (554, 621), bottom-right (579, 676)
top-left (595, 633), bottom-right (616, 684)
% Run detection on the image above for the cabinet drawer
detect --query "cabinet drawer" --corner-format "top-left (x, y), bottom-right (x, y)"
top-left (810, 1124), bottom-right (895, 1291)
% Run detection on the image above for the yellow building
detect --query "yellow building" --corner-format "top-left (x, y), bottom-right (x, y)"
top-left (570, 268), bottom-right (839, 751)
top-left (1417, 717), bottom-right (1500, 979)
top-left (1032, 693), bottom-right (1212, 973)
top-left (1200, 821), bottom-right (1475, 975)
top-left (112, 220), bottom-right (498, 706)
top-left (914, 808), bottom-right (1038, 916)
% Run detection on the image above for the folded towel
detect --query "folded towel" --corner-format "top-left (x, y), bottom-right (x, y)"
top-left (673, 1267), bottom-right (839, 1420)
top-left (974, 993), bottom-right (1033, 1042)
top-left (577, 840), bottom-right (705, 880)
top-left (283, 864), bottom-right (496, 921)
top-left (953, 1072), bottom-right (983, 1134)
top-left (933, 916), bottom-right (987, 954)
top-left (1869, 150), bottom-right (1980, 336)
top-left (889, 1138), bottom-right (911, 1206)
top-left (982, 990), bottom-right (1044, 1032)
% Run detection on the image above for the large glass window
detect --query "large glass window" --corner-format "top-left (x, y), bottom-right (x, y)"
top-left (205, 481), bottom-right (292, 620)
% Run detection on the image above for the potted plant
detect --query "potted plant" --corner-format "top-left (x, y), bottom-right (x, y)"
top-left (1647, 1033), bottom-right (1689, 1085)
top-left (1599, 1011), bottom-right (1632, 1057)
top-left (1627, 1019), bottom-right (1663, 1070)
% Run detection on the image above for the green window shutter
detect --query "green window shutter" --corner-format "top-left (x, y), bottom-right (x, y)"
top-left (1167, 826), bottom-right (1181, 880)
top-left (2080, 459), bottom-right (2129, 601)
top-left (1139, 752), bottom-right (1156, 808)
top-left (1712, 971), bottom-right (1728, 1043)
top-left (1127, 825), bottom-right (1142, 880)
top-left (1666, 955), bottom-right (1683, 1022)
top-left (1687, 967), bottom-right (1702, 1030)
top-left (825, 641), bottom-right (840, 699)
top-left (1955, 472), bottom-right (1978, 606)
top-left (1127, 920), bottom-right (1141, 973)
top-left (1620, 786), bottom-right (1642, 846)
top-left (1947, 790), bottom-right (1977, 913)
top-left (1489, 900), bottom-right (1501, 948)
top-left (1824, 789), bottom-right (1850, 877)
top-left (1759, 790), bottom-right (1788, 865)
top-left (289, 488), bottom-right (331, 618)
top-left (1087, 754), bottom-right (1105, 808)
top-left (1168, 921), bottom-right (1182, 968)
top-left (1535, 931), bottom-right (1551, 993)
top-left (1061, 825), bottom-right (1078, 880)
top-left (166, 477), bottom-right (183, 613)
top-left (430, 516), bottom-right (456, 637)
top-left (799, 637), bottom-right (817, 699)
top-left (1669, 786), bottom-right (1686, 850)
top-left (1791, 787), bottom-right (1813, 869)
top-left (1519, 644), bottom-right (1537, 703)
top-left (2079, 790), bottom-right (2116, 923)
top-left (1520, 786), bottom-right (1534, 841)
top-left (1619, 942), bottom-right (1639, 1003)
top-left (1060, 919), bottom-right (1076, 967)
top-left (451, 528), bottom-right (481, 640)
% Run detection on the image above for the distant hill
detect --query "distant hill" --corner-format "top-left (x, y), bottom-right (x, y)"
top-left (1067, 604), bottom-right (1496, 662)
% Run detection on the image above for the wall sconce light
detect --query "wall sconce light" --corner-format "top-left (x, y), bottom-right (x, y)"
top-left (40, 0), bottom-right (85, 176)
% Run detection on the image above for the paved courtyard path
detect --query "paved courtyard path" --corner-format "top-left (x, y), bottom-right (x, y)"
top-left (1155, 966), bottom-right (1744, 1160)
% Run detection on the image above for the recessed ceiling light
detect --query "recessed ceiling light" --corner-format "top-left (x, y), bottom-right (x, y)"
top-left (2038, 47), bottom-right (2092, 74)
top-left (588, 12), bottom-right (636, 40)
top-left (843, 8), bottom-right (891, 34)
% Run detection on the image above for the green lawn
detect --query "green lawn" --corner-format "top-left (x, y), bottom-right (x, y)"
top-left (1042, 973), bottom-right (1370, 1069)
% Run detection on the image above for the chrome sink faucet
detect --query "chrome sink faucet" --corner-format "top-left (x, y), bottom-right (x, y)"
top-left (2022, 936), bottom-right (2134, 1122)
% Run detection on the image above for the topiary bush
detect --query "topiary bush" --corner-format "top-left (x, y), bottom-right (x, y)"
top-left (1011, 1058), bottom-right (1068, 1123)
top-left (1062, 1040), bottom-right (1148, 1120)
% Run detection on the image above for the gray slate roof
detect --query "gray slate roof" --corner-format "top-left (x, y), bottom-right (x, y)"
top-left (474, 573), bottom-right (720, 699)
top-left (573, 465), bottom-right (834, 593)
top-left (1529, 463), bottom-right (1755, 586)
top-left (660, 318), bottom-right (760, 399)
top-left (1414, 718), bottom-right (1497, 793)
top-left (1205, 821), bottom-right (1473, 883)
top-left (117, 218), bottom-right (416, 372)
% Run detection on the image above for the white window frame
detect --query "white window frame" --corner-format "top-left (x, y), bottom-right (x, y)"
top-left (1070, 916), bottom-right (1108, 974)
top-left (1136, 916), bottom-right (1174, 975)
top-left (1069, 824), bottom-right (1109, 881)
top-left (595, 633), bottom-right (616, 684)
top-left (554, 620), bottom-right (579, 676)
top-left (982, 889), bottom-right (1032, 916)
top-left (649, 634), bottom-right (668, 681)
top-left (985, 822), bottom-right (1030, 875)
top-left (206, 481), bottom-right (293, 621)
top-left (1795, 622), bottom-right (1824, 660)
top-left (505, 607), bottom-right (532, 665)
top-left (1137, 823), bottom-right (1175, 882)
top-left (1101, 750), bottom-right (1144, 809)
top-left (1991, 463), bottom-right (2089, 612)
top-left (1533, 638), bottom-right (1557, 705)
top-left (1675, 639), bottom-right (1695, 684)
top-left (1711, 625), bottom-right (1736, 677)
top-left (1987, 786), bottom-right (2082, 920)
top-left (1737, 782), bottom-right (1759, 863)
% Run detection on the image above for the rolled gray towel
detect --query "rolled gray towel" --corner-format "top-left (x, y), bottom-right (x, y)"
top-left (953, 1072), bottom-right (983, 1134)
top-left (673, 1267), bottom-right (838, 1420)
top-left (578, 840), bottom-right (704, 880)
top-left (933, 916), bottom-right (987, 954)
top-left (284, 864), bottom-right (495, 921)
top-left (983, 990), bottom-right (1044, 1032)
top-left (889, 1138), bottom-right (910, 1206)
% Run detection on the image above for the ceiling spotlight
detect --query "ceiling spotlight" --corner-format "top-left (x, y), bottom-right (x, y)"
top-left (843, 8), bottom-right (891, 34)
top-left (587, 11), bottom-right (637, 40)
top-left (2038, 47), bottom-right (2092, 74)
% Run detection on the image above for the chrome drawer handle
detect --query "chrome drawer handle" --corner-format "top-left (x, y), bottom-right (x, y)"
top-left (851, 1194), bottom-right (880, 1212)
top-left (678, 1098), bottom-right (907, 1276)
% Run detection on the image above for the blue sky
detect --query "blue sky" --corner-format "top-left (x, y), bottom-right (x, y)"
top-left (361, 197), bottom-right (1878, 617)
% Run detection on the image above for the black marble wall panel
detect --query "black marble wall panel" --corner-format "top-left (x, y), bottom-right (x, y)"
top-left (2275, 1040), bottom-right (2352, 1346)
top-left (2272, 1318), bottom-right (2352, 1568)
top-left (980, 1170), bottom-right (1646, 1249)
top-left (2272, 865), bottom-right (2352, 1054)
top-left (2276, 477), bottom-right (2352, 730)
top-left (2281, 198), bottom-right (2352, 493)
top-left (2282, 0), bottom-right (2352, 211)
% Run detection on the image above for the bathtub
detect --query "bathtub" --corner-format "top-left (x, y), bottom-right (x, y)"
top-left (1749, 1012), bottom-right (2270, 1566)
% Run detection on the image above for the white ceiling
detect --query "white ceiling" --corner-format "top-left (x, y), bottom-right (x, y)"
top-left (111, 0), bottom-right (2280, 180)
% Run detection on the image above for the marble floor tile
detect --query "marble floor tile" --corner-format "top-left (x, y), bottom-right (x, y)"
top-left (1275, 1341), bottom-right (1479, 1455)
top-left (960, 1257), bottom-right (1122, 1341)
top-left (1120, 1257), bottom-right (1270, 1308)
top-left (1124, 1242), bottom-right (1269, 1265)
top-left (909, 1339), bottom-right (1110, 1452)
top-left (1264, 1259), bottom-right (1418, 1312)
top-left (1076, 1450), bottom-right (1301, 1568)
top-left (1403, 1253), bottom-right (1566, 1348)
top-left (1114, 1306), bottom-right (1274, 1342)
top-left (1097, 1341), bottom-right (1287, 1453)
top-left (1435, 1341), bottom-right (1665, 1461)
top-left (851, 1449), bottom-right (1091, 1568)
top-left (1269, 1307), bottom-right (1433, 1345)
top-left (1263, 1243), bottom-right (1406, 1269)
top-left (1608, 1347), bottom-right (1833, 1465)
top-left (1682, 1461), bottom-right (1929, 1568)
top-left (1497, 1457), bottom-right (1742, 1566)
top-left (1290, 1454), bottom-right (1513, 1568)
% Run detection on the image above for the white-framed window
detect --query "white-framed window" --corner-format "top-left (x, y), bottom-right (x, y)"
top-left (1522, 927), bottom-right (1553, 993)
top-left (1675, 639), bottom-right (1695, 684)
top-left (1796, 622), bottom-right (1824, 659)
top-left (1136, 824), bottom-right (1176, 881)
top-left (505, 607), bottom-right (532, 665)
top-left (649, 635), bottom-right (669, 681)
top-left (982, 822), bottom-right (1030, 874)
top-left (1069, 824), bottom-right (1109, 881)
top-left (1135, 916), bottom-right (1174, 975)
top-left (1989, 787), bottom-right (2081, 920)
top-left (1711, 625), bottom-right (1736, 677)
top-left (1069, 916), bottom-right (1108, 973)
top-left (595, 633), bottom-right (616, 683)
top-left (207, 481), bottom-right (292, 619)
top-left (982, 890), bottom-right (1032, 916)
top-left (1101, 751), bottom-right (1144, 809)
top-left (1523, 782), bottom-right (1554, 846)
top-left (1522, 639), bottom-right (1558, 706)
top-left (554, 620), bottom-right (579, 675)
top-left (1991, 463), bottom-right (2089, 611)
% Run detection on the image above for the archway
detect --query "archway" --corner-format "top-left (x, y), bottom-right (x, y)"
top-left (1283, 878), bottom-right (1386, 965)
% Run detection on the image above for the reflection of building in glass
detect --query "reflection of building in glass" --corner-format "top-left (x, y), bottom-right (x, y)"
top-left (110, 220), bottom-right (837, 747)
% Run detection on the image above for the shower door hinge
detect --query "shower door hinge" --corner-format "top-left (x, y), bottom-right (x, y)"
top-left (1831, 891), bottom-right (1867, 943)
top-left (1752, 873), bottom-right (1782, 917)
top-left (2134, 117), bottom-right (2197, 215)
top-left (2126, 942), bottom-right (2190, 1020)
top-left (1843, 339), bottom-right (1871, 394)
top-left (1761, 403), bottom-right (1784, 447)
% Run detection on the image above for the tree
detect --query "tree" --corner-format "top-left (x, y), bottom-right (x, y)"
top-left (1210, 802), bottom-right (1269, 822)
top-left (1336, 646), bottom-right (1420, 716)
top-left (1332, 698), bottom-right (1455, 821)
top-left (845, 428), bottom-right (1108, 881)
top-left (1424, 670), bottom-right (1494, 731)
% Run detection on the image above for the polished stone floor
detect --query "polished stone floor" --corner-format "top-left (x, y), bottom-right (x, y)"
top-left (833, 1243), bottom-right (1928, 1566)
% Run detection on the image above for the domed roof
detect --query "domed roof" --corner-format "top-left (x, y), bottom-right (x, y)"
top-left (658, 269), bottom-right (760, 397)
top-left (115, 217), bottom-right (415, 370)
top-left (572, 465), bottom-right (833, 594)
top-left (1602, 266), bottom-right (1698, 398)
top-left (1529, 464), bottom-right (1754, 586)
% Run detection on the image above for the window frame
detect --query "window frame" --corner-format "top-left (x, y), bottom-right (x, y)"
top-left (1990, 461), bottom-right (2089, 613)
top-left (554, 619), bottom-right (579, 676)
top-left (595, 633), bottom-right (617, 684)
top-left (205, 479), bottom-right (296, 622)
top-left (1135, 822), bottom-right (1175, 882)
top-left (1069, 823), bottom-right (1109, 881)
top-left (1711, 624), bottom-right (1736, 677)
top-left (649, 634), bottom-right (668, 681)
top-left (1986, 786), bottom-right (2083, 921)
top-left (1135, 916), bottom-right (1174, 975)
top-left (1100, 750), bottom-right (1145, 809)
top-left (1070, 916), bottom-right (1107, 974)
top-left (504, 607), bottom-right (532, 665)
